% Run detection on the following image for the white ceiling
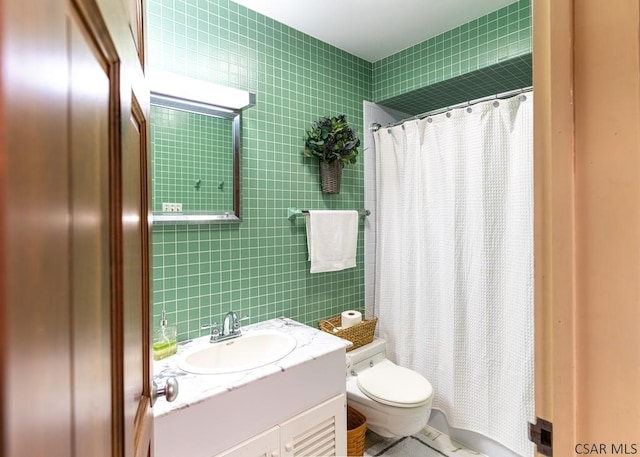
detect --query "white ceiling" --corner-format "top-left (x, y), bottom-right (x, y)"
top-left (230, 0), bottom-right (517, 62)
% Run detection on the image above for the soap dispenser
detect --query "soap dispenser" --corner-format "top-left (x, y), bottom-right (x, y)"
top-left (153, 310), bottom-right (177, 360)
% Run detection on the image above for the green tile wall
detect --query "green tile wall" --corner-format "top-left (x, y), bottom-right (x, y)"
top-left (147, 0), bottom-right (532, 342)
top-left (148, 0), bottom-right (371, 342)
top-left (373, 0), bottom-right (532, 113)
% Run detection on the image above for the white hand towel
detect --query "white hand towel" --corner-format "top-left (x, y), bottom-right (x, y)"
top-left (306, 210), bottom-right (359, 273)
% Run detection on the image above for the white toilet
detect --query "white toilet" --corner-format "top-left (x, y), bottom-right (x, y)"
top-left (345, 338), bottom-right (434, 438)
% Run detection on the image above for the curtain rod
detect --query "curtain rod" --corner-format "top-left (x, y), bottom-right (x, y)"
top-left (371, 86), bottom-right (533, 132)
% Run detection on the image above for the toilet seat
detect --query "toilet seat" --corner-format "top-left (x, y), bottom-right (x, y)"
top-left (356, 360), bottom-right (433, 408)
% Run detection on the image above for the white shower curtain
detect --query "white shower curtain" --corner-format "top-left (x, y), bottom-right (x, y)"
top-left (374, 93), bottom-right (534, 457)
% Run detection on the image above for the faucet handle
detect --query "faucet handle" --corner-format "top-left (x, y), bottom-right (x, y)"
top-left (201, 322), bottom-right (218, 331)
top-left (201, 322), bottom-right (219, 342)
top-left (237, 315), bottom-right (250, 329)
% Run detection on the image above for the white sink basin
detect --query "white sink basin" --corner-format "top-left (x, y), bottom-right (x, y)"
top-left (177, 330), bottom-right (297, 374)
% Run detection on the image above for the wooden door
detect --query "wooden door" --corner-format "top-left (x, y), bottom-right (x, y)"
top-left (68, 4), bottom-right (114, 454)
top-left (122, 88), bottom-right (153, 457)
top-left (0, 0), bottom-right (151, 455)
top-left (1, 0), bottom-right (75, 454)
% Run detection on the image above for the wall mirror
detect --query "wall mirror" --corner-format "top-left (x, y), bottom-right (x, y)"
top-left (149, 70), bottom-right (255, 223)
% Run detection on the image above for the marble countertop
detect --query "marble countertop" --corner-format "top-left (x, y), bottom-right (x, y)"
top-left (152, 317), bottom-right (351, 418)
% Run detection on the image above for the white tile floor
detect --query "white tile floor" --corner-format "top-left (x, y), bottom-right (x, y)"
top-left (364, 425), bottom-right (487, 457)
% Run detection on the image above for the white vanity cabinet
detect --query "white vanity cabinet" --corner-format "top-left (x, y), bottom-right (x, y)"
top-left (215, 427), bottom-right (279, 457)
top-left (153, 319), bottom-right (351, 457)
top-left (216, 394), bottom-right (346, 457)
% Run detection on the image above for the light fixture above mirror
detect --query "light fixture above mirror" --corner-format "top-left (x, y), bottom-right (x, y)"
top-left (150, 70), bottom-right (256, 111)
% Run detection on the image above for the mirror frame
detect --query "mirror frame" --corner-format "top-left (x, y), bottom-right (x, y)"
top-left (149, 71), bottom-right (254, 224)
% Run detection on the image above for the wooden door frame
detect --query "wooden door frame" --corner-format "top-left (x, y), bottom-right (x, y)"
top-left (535, 1), bottom-right (640, 454)
top-left (533, 0), bottom-right (577, 454)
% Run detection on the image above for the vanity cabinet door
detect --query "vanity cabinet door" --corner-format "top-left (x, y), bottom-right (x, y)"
top-left (213, 394), bottom-right (346, 457)
top-left (279, 395), bottom-right (347, 457)
top-left (215, 427), bottom-right (279, 457)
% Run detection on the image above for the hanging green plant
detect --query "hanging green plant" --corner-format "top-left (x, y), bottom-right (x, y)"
top-left (304, 115), bottom-right (361, 194)
top-left (304, 114), bottom-right (361, 166)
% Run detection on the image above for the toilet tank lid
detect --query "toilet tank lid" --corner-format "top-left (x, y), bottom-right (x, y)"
top-left (357, 360), bottom-right (433, 407)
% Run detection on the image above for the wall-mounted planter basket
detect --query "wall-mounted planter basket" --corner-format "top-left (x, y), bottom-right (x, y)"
top-left (319, 161), bottom-right (343, 194)
top-left (305, 114), bottom-right (360, 194)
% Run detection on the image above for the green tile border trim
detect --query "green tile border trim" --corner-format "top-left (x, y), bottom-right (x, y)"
top-left (377, 54), bottom-right (531, 116)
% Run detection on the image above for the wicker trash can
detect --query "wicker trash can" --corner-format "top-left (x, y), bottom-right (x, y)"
top-left (346, 405), bottom-right (367, 457)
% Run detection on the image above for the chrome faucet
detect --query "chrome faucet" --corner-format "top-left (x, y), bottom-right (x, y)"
top-left (202, 311), bottom-right (246, 343)
top-left (222, 311), bottom-right (240, 339)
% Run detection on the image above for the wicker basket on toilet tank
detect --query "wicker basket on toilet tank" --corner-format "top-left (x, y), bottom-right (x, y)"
top-left (319, 313), bottom-right (377, 352)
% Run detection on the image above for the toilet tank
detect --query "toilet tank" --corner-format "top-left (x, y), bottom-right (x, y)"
top-left (347, 338), bottom-right (387, 373)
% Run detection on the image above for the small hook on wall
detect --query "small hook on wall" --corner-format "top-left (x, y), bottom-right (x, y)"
top-left (194, 179), bottom-right (202, 190)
